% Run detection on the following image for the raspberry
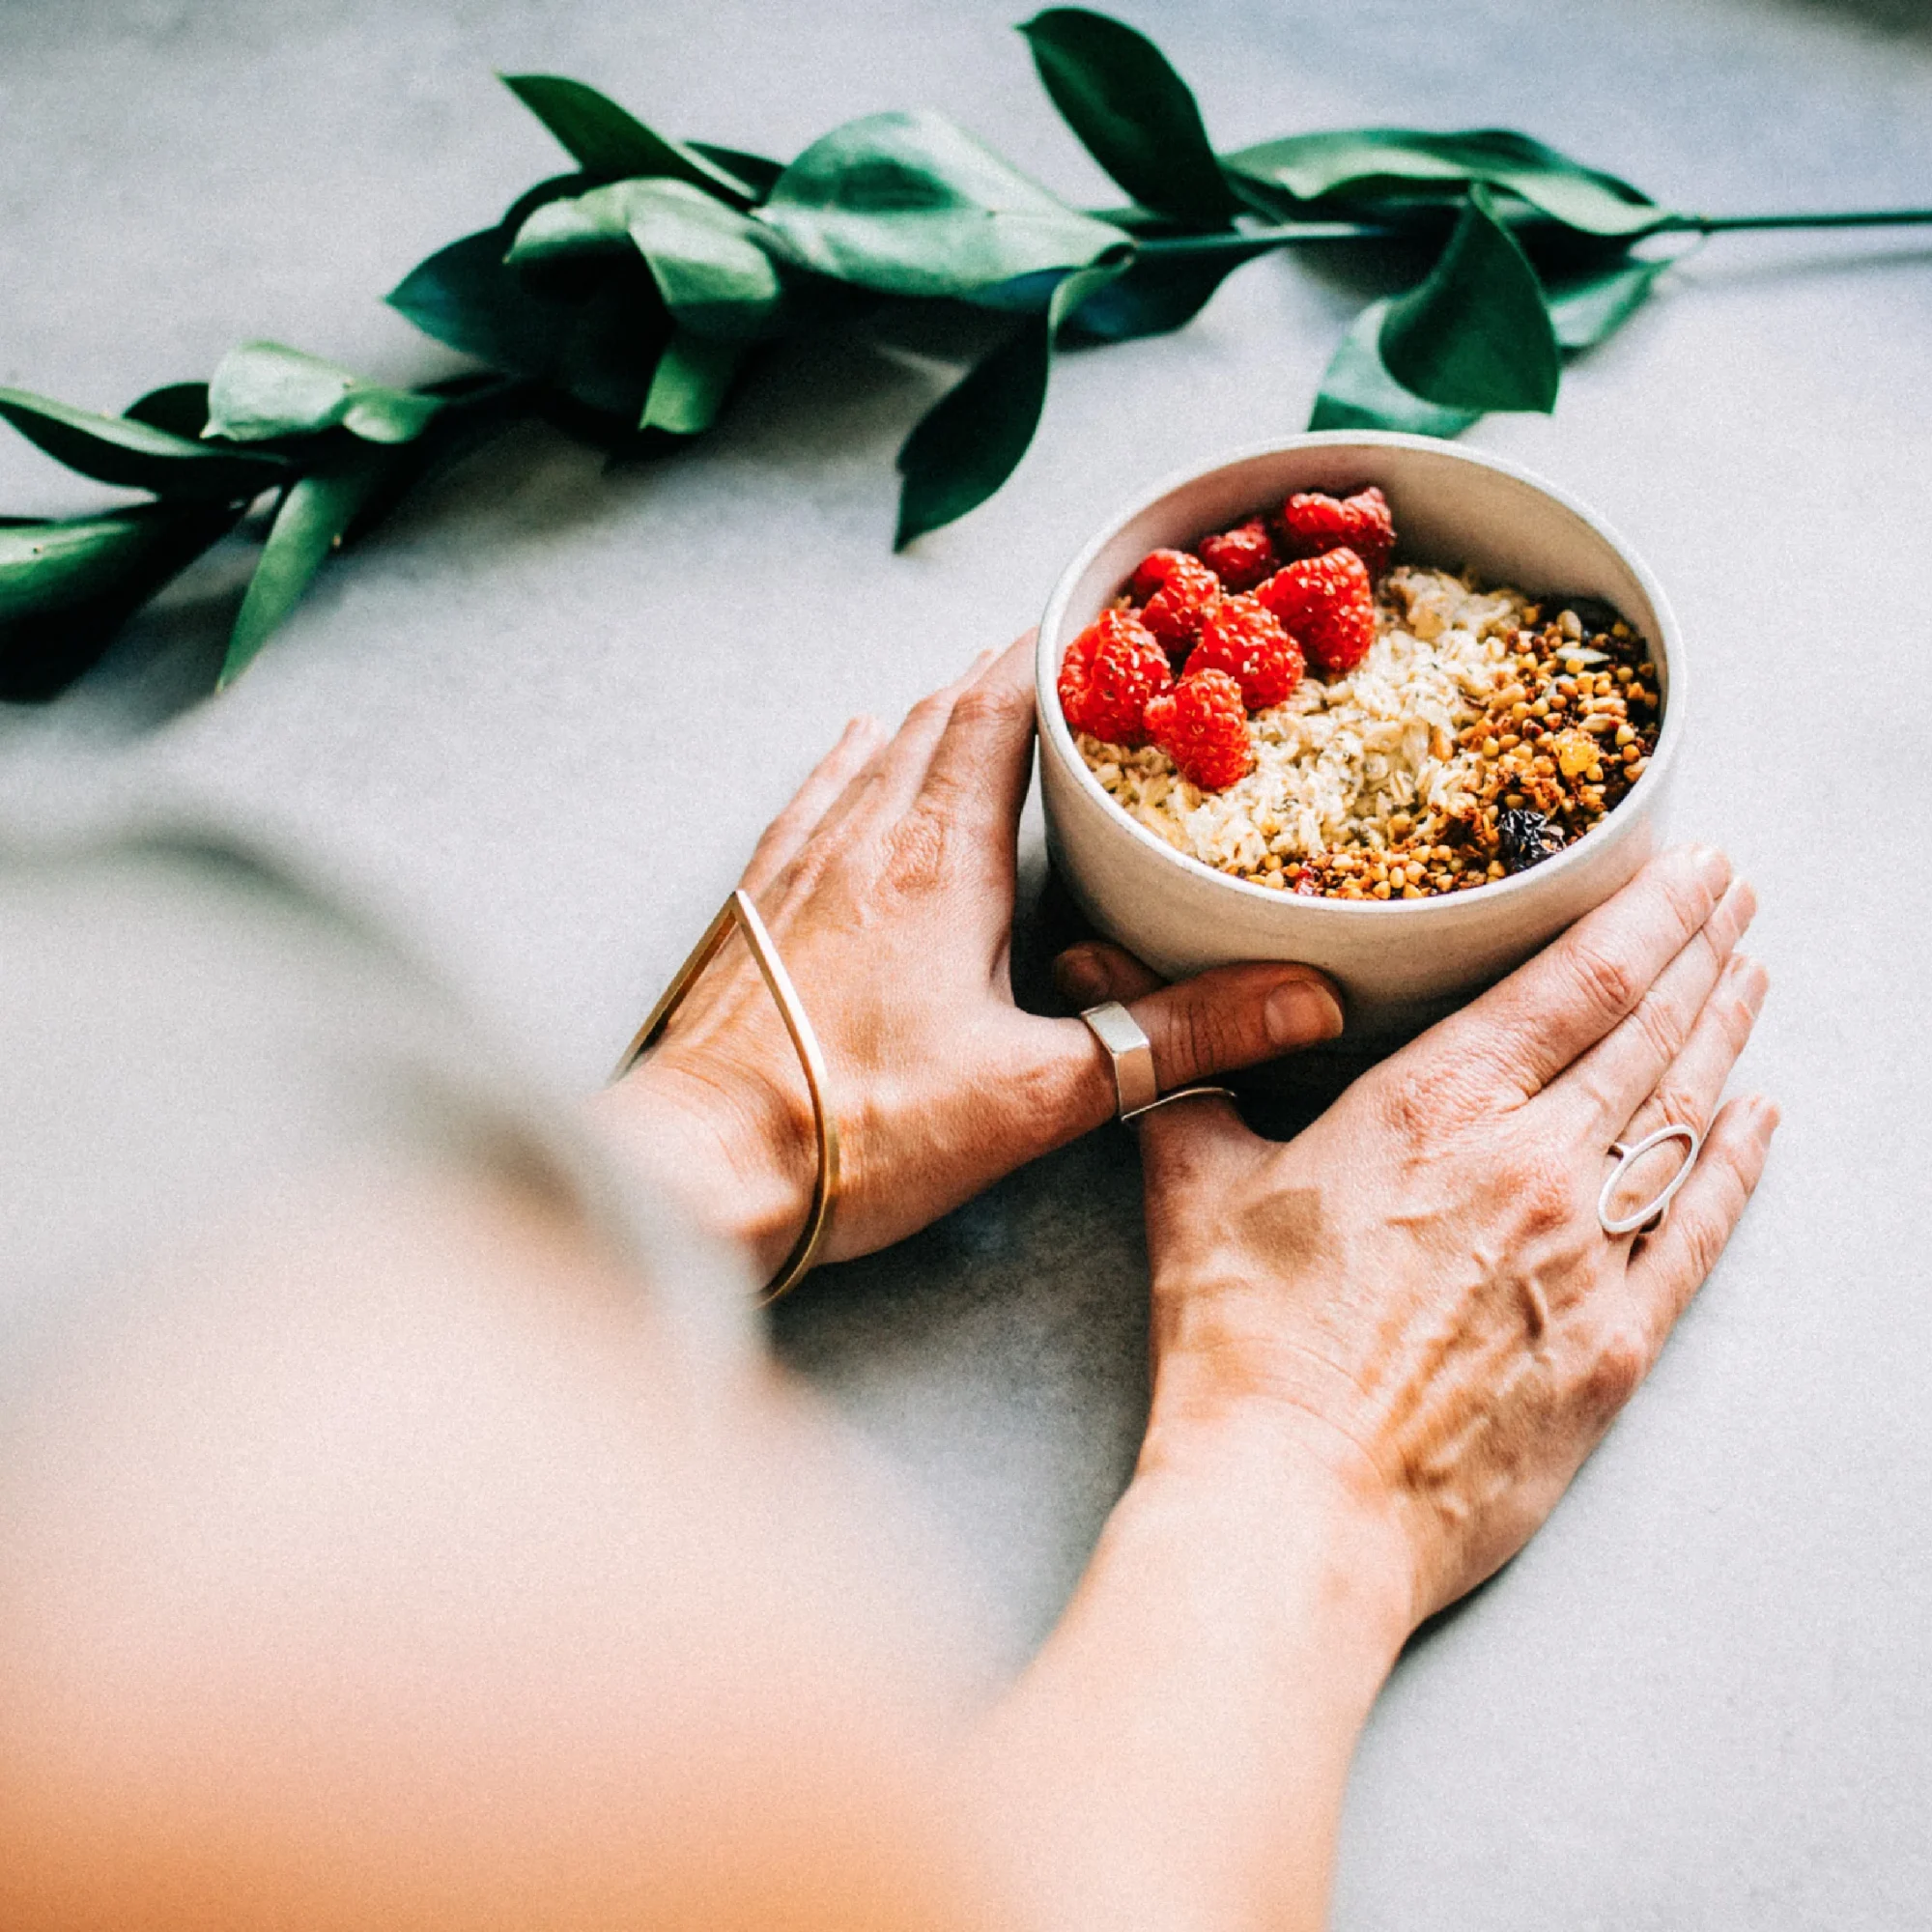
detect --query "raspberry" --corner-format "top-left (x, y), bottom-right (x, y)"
top-left (1128, 548), bottom-right (1191, 605)
top-left (1057, 609), bottom-right (1171, 746)
top-left (1144, 668), bottom-right (1253, 791)
top-left (1256, 549), bottom-right (1376, 675)
top-left (1190, 594), bottom-right (1305, 711)
top-left (1196, 519), bottom-right (1276, 592)
top-left (1279, 484), bottom-right (1395, 582)
top-left (1139, 554), bottom-right (1220, 662)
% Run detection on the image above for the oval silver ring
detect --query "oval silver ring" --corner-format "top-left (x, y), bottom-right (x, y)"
top-left (1598, 1122), bottom-right (1702, 1236)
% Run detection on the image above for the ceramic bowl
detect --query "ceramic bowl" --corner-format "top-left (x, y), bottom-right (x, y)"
top-left (1034, 432), bottom-right (1685, 1040)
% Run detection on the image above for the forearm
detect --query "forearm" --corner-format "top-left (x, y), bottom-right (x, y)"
top-left (967, 1416), bottom-right (1410, 1932)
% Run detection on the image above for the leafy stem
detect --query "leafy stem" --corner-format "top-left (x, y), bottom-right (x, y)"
top-left (2, 4), bottom-right (1926, 704)
top-left (1132, 205), bottom-right (1932, 257)
top-left (1658, 207), bottom-right (1932, 232)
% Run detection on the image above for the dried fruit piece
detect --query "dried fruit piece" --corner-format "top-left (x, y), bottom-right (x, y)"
top-left (1498, 807), bottom-right (1565, 872)
top-left (1128, 548), bottom-right (1192, 605)
top-left (1139, 553), bottom-right (1221, 662)
top-left (1256, 549), bottom-right (1376, 674)
top-left (1279, 484), bottom-right (1396, 581)
top-left (1196, 519), bottom-right (1276, 592)
top-left (1145, 668), bottom-right (1253, 791)
top-left (1057, 609), bottom-right (1172, 746)
top-left (1191, 593), bottom-right (1304, 711)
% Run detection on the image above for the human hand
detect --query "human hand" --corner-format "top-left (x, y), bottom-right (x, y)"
top-left (592, 636), bottom-right (1344, 1279)
top-left (1104, 845), bottom-right (1776, 1627)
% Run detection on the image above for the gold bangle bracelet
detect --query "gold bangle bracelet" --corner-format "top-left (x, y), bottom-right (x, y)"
top-left (611, 889), bottom-right (839, 1304)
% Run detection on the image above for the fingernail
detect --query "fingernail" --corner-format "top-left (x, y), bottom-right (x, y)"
top-left (1265, 978), bottom-right (1344, 1046)
top-left (1732, 952), bottom-right (1770, 1012)
top-left (1692, 845), bottom-right (1731, 895)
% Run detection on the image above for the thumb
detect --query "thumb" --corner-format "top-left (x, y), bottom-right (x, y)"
top-left (1055, 940), bottom-right (1345, 1088)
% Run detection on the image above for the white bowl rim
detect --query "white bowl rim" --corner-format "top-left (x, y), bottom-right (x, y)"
top-left (1034, 430), bottom-right (1686, 920)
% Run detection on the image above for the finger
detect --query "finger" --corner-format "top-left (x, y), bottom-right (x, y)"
top-left (1053, 939), bottom-right (1162, 1008)
top-left (1623, 948), bottom-right (1768, 1140)
top-left (1625, 1092), bottom-right (1779, 1347)
top-left (1055, 939), bottom-right (1345, 1086)
top-left (1440, 844), bottom-right (1733, 1101)
top-left (915, 634), bottom-right (1038, 840)
top-left (1037, 943), bottom-right (1343, 1140)
top-left (1547, 875), bottom-right (1757, 1135)
top-left (738, 714), bottom-right (887, 895)
top-left (858, 644), bottom-right (1003, 818)
top-left (1135, 1087), bottom-right (1257, 1250)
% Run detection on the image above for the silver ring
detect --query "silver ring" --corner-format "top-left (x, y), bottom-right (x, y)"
top-left (1598, 1122), bottom-right (1702, 1236)
top-left (1079, 1001), bottom-right (1236, 1123)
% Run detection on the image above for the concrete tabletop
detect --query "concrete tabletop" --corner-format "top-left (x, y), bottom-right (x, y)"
top-left (3, 0), bottom-right (1928, 1923)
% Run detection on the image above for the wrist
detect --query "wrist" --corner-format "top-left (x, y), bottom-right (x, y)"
top-left (974, 1403), bottom-right (1412, 1931)
top-left (1142, 1270), bottom-right (1422, 1643)
top-left (589, 1050), bottom-right (815, 1280)
top-left (1132, 1398), bottom-right (1418, 1670)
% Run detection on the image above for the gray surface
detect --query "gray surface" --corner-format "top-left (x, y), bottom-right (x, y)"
top-left (3, 0), bottom-right (1929, 1923)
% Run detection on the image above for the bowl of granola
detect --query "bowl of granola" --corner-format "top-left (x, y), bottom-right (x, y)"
top-left (1034, 432), bottom-right (1684, 1039)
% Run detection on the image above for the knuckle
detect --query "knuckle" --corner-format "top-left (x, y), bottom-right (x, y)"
top-left (1378, 1054), bottom-right (1473, 1142)
top-left (1679, 1208), bottom-right (1726, 1284)
top-left (879, 809), bottom-right (952, 895)
top-left (1721, 981), bottom-right (1761, 1046)
top-left (1626, 989), bottom-right (1685, 1070)
top-left (951, 681), bottom-right (1031, 733)
top-left (1582, 1321), bottom-right (1649, 1416)
top-left (906, 691), bottom-right (954, 733)
top-left (1567, 936), bottom-right (1644, 1021)
top-left (1510, 1147), bottom-right (1579, 1235)
top-left (1666, 856), bottom-right (1720, 927)
top-left (1647, 1076), bottom-right (1704, 1136)
top-left (1173, 991), bottom-right (1241, 1079)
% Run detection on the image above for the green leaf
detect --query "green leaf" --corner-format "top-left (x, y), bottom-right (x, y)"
top-left (388, 228), bottom-right (585, 377)
top-left (1223, 128), bottom-right (1663, 237)
top-left (1057, 235), bottom-right (1278, 343)
top-left (338, 381), bottom-right (527, 550)
top-left (760, 110), bottom-right (1131, 298)
top-left (1378, 187), bottom-right (1561, 412)
top-left (207, 342), bottom-right (443, 445)
top-left (552, 258), bottom-right (673, 426)
top-left (1309, 298), bottom-right (1482, 436)
top-left (689, 141), bottom-right (785, 202)
top-left (895, 261), bottom-right (1122, 548)
top-left (511, 178), bottom-right (786, 339)
top-left (1018, 8), bottom-right (1237, 227)
top-left (1545, 252), bottom-right (1670, 351)
top-left (220, 446), bottom-right (391, 688)
top-left (640, 330), bottom-right (743, 435)
top-left (499, 74), bottom-right (755, 205)
top-left (0, 501), bottom-right (243, 701)
top-left (0, 508), bottom-right (178, 619)
top-left (0, 386), bottom-right (286, 500)
top-left (122, 382), bottom-right (213, 439)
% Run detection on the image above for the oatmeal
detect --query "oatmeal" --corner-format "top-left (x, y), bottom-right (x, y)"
top-left (1057, 487), bottom-right (1662, 899)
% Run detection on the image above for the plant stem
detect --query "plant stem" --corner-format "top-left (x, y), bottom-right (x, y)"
top-left (1137, 223), bottom-right (1397, 255)
top-left (1662, 208), bottom-right (1932, 232)
top-left (1133, 207), bottom-right (1932, 259)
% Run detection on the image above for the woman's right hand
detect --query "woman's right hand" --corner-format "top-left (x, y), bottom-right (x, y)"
top-left (1093, 845), bottom-right (1776, 1628)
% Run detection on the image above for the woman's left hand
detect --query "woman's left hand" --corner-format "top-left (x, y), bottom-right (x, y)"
top-left (592, 636), bottom-right (1343, 1279)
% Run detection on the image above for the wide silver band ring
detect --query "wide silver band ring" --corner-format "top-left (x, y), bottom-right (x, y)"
top-left (1599, 1122), bottom-right (1702, 1236)
top-left (1080, 1001), bottom-right (1236, 1124)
